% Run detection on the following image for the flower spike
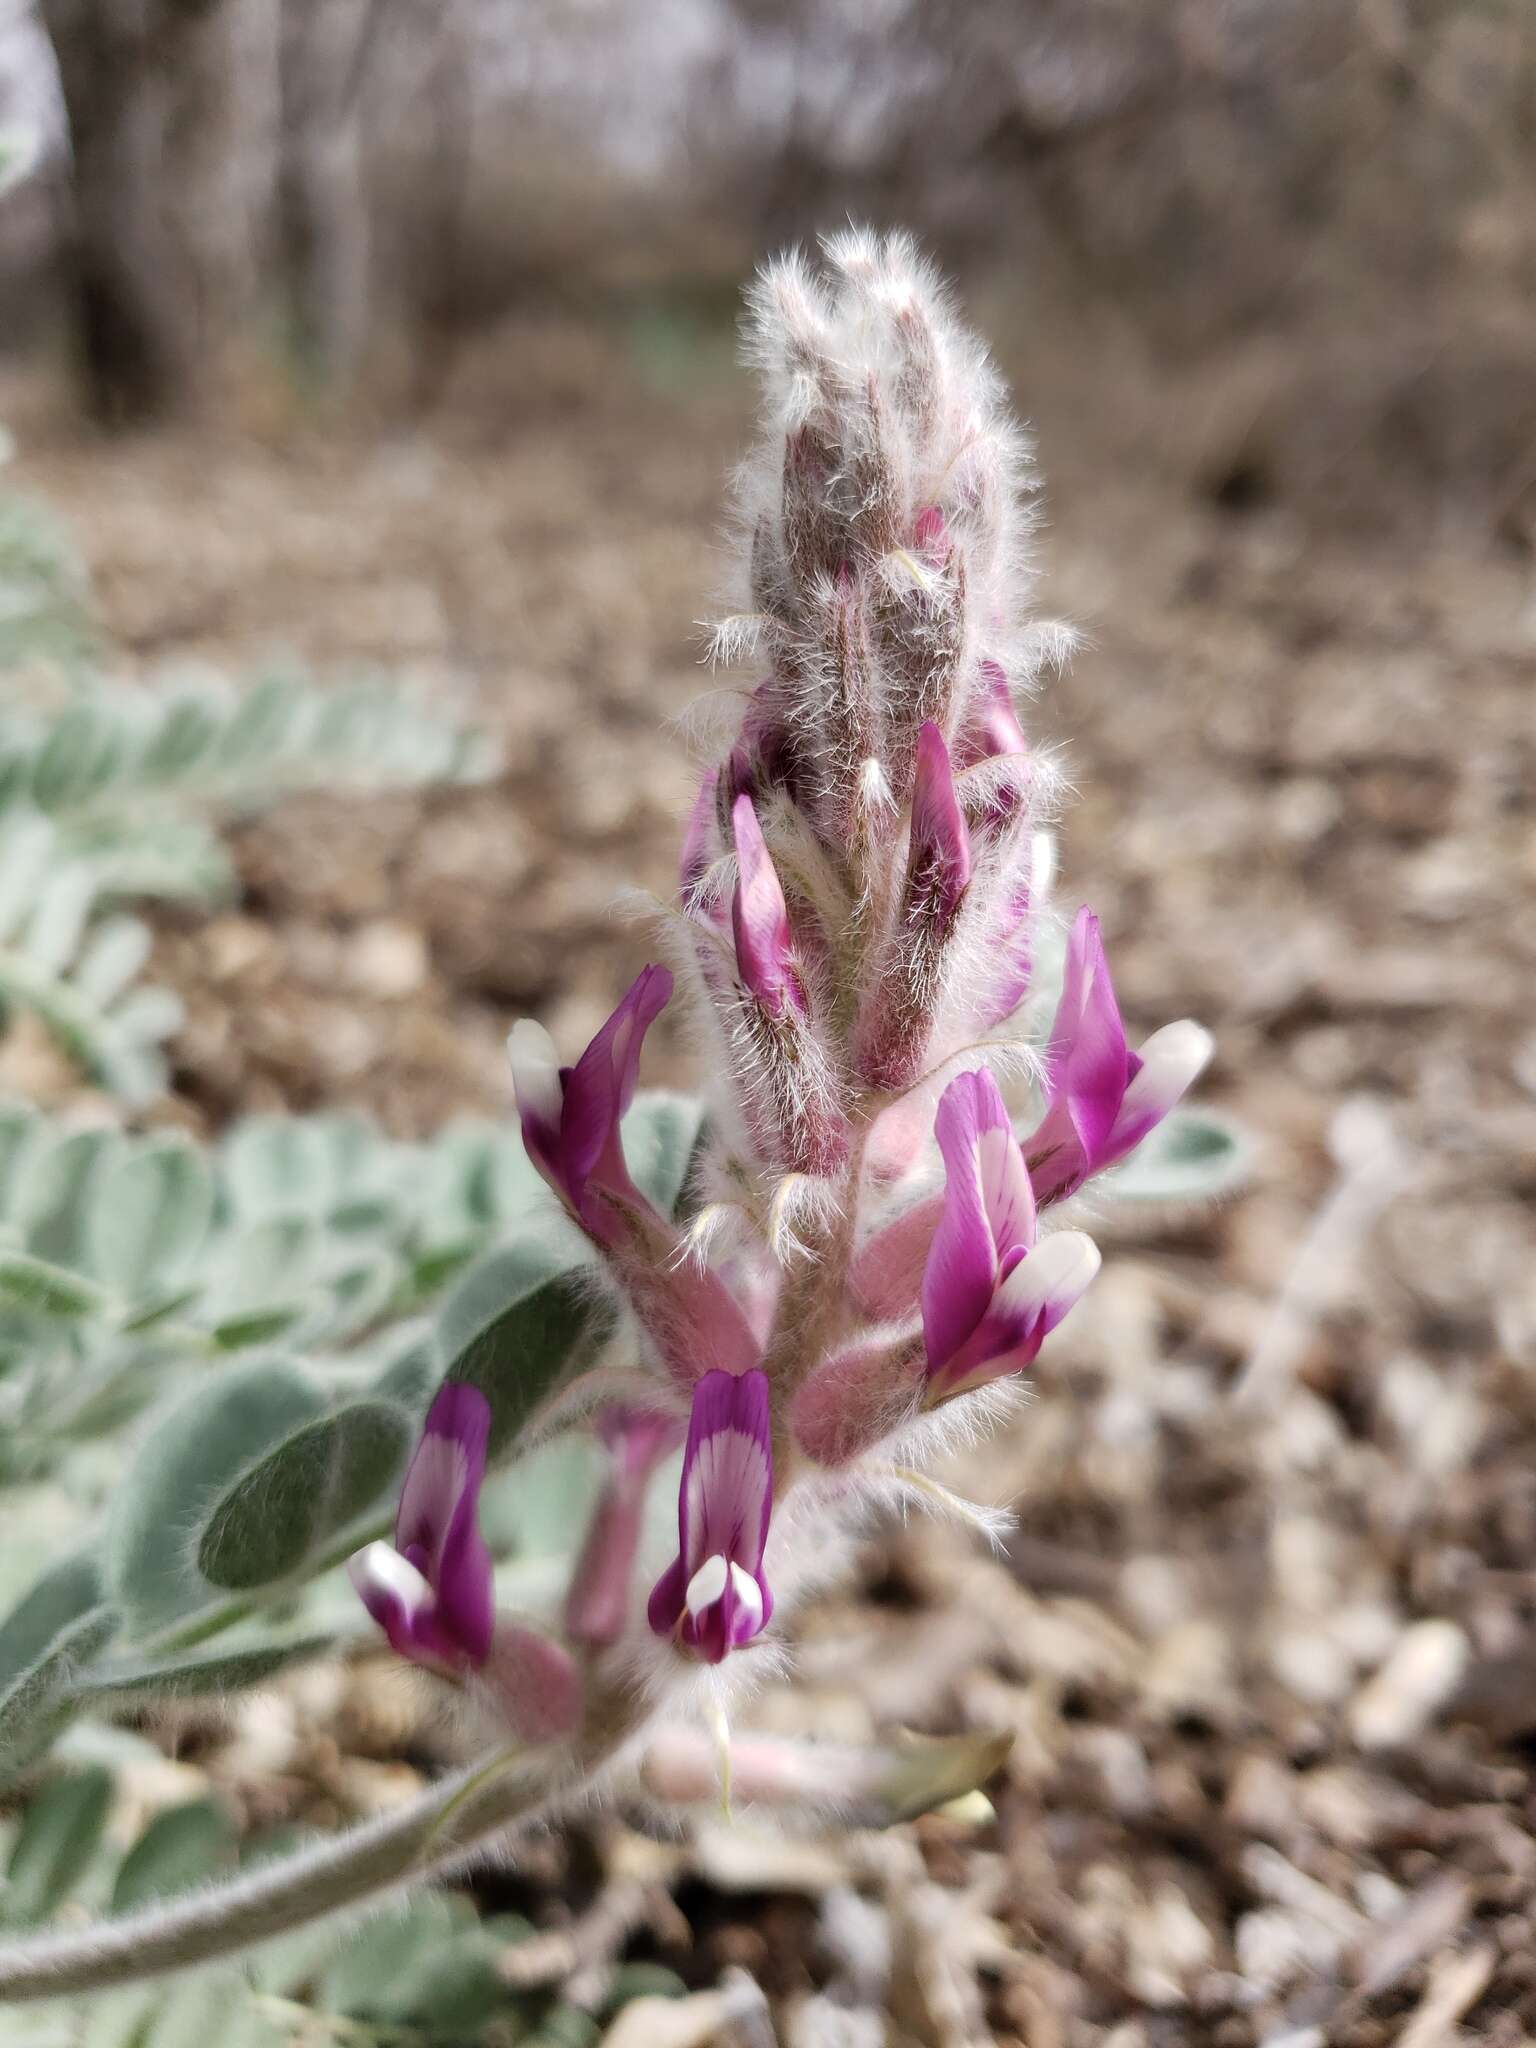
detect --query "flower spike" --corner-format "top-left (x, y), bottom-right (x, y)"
top-left (649, 1369), bottom-right (775, 1664)
top-left (1025, 908), bottom-right (1213, 1204)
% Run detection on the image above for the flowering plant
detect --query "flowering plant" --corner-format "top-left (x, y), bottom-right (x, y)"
top-left (0, 232), bottom-right (1216, 2007)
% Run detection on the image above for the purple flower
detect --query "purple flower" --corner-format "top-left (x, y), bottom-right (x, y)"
top-left (648, 1369), bottom-right (774, 1664)
top-left (349, 1384), bottom-right (583, 1743)
top-left (509, 964), bottom-right (672, 1245)
top-left (349, 1382), bottom-right (495, 1670)
top-left (921, 1068), bottom-right (1100, 1397)
top-left (1025, 908), bottom-right (1213, 1205)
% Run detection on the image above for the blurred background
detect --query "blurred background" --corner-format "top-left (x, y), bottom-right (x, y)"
top-left (1, 2), bottom-right (1535, 2043)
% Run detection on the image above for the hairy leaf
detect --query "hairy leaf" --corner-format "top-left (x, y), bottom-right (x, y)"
top-left (2, 1766), bottom-right (113, 1925)
top-left (107, 1359), bottom-right (325, 1631)
top-left (110, 1799), bottom-right (237, 1913)
top-left (196, 1399), bottom-right (413, 1591)
top-left (438, 1237), bottom-right (609, 1459)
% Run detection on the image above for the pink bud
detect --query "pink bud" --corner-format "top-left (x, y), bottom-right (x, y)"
top-left (730, 795), bottom-right (804, 1018)
top-left (565, 1408), bottom-right (682, 1647)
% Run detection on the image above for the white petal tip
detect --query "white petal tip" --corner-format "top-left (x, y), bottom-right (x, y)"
top-left (1139, 1019), bottom-right (1215, 1092)
top-left (348, 1541), bottom-right (431, 1613)
top-left (507, 1018), bottom-right (562, 1114)
top-left (727, 1560), bottom-right (764, 1634)
top-left (685, 1553), bottom-right (730, 1618)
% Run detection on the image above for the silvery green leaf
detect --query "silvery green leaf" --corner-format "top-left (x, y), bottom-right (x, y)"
top-left (196, 1398), bottom-right (412, 1591)
top-left (70, 916), bottom-right (152, 1010)
top-left (75, 1628), bottom-right (339, 1703)
top-left (0, 1605), bottom-right (119, 1775)
top-left (107, 1359), bottom-right (325, 1632)
top-left (22, 862), bottom-right (99, 980)
top-left (319, 1897), bottom-right (512, 2031)
top-left (0, 816), bottom-right (54, 941)
top-left (14, 1126), bottom-right (111, 1265)
top-left (2, 1765), bottom-right (114, 1925)
top-left (438, 1237), bottom-right (609, 1460)
top-left (0, 1250), bottom-right (108, 1319)
top-left (1108, 1107), bottom-right (1252, 1204)
top-left (86, 1137), bottom-right (213, 1296)
top-left (209, 1305), bottom-right (307, 1351)
top-left (0, 1102), bottom-right (37, 1213)
top-left (621, 1090), bottom-right (708, 1219)
top-left (222, 1116), bottom-right (331, 1221)
top-left (0, 1551), bottom-right (102, 1697)
top-left (140, 695), bottom-right (221, 782)
top-left (30, 704), bottom-right (124, 812)
top-left (110, 1799), bottom-right (236, 1914)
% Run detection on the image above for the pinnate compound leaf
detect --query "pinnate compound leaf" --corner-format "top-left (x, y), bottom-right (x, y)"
top-left (196, 1399), bottom-right (413, 1591)
top-left (438, 1237), bottom-right (610, 1460)
top-left (3, 1765), bottom-right (113, 1924)
top-left (106, 1359), bottom-right (326, 1631)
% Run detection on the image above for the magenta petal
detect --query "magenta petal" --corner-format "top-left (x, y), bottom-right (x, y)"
top-left (1046, 909), bottom-right (1130, 1166)
top-left (393, 1384), bottom-right (494, 1666)
top-left (649, 1369), bottom-right (775, 1661)
top-left (682, 1368), bottom-right (773, 1572)
top-left (645, 1553), bottom-right (689, 1638)
top-left (562, 963), bottom-right (673, 1202)
top-left (921, 1071), bottom-right (1005, 1373)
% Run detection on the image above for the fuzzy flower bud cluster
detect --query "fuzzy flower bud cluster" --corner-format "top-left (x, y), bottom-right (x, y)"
top-left (353, 233), bottom-right (1213, 1729)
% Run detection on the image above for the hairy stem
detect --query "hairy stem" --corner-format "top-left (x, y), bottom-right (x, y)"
top-left (0, 1725), bottom-right (626, 2003)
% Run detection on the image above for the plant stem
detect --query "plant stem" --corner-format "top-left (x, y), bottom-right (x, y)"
top-left (0, 1733), bottom-right (613, 2003)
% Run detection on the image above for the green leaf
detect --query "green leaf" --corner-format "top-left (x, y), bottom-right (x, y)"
top-left (0, 1603), bottom-right (119, 1774)
top-left (106, 1359), bottom-right (325, 1631)
top-left (1108, 1107), bottom-right (1251, 1204)
top-left (438, 1238), bottom-right (608, 1460)
top-left (621, 1090), bottom-right (708, 1219)
top-left (110, 1799), bottom-right (236, 1912)
top-left (3, 1765), bottom-right (113, 1924)
top-left (0, 1249), bottom-right (108, 1319)
top-left (196, 1399), bottom-right (413, 1591)
top-left (14, 1126), bottom-right (111, 1264)
top-left (0, 1550), bottom-right (102, 1695)
top-left (86, 1137), bottom-right (213, 1295)
top-left (75, 1630), bottom-right (339, 1702)
top-left (222, 1117), bottom-right (330, 1220)
top-left (209, 1305), bottom-right (307, 1350)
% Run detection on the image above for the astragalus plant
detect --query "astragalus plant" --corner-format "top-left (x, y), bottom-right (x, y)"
top-left (0, 232), bottom-right (1221, 2008)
